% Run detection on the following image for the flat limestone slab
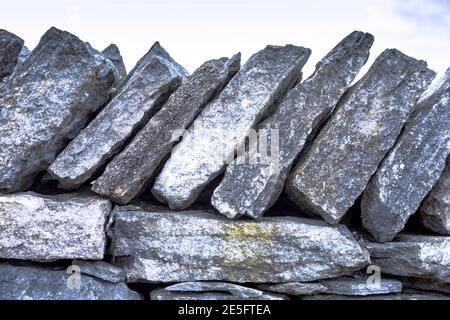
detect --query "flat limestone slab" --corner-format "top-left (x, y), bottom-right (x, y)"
top-left (0, 27), bottom-right (118, 192)
top-left (363, 235), bottom-right (450, 283)
top-left (92, 55), bottom-right (241, 204)
top-left (152, 44), bottom-right (311, 210)
top-left (0, 192), bottom-right (111, 261)
top-left (286, 49), bottom-right (435, 224)
top-left (0, 264), bottom-right (142, 300)
top-left (111, 207), bottom-right (370, 283)
top-left (212, 31), bottom-right (374, 219)
top-left (362, 67), bottom-right (450, 242)
top-left (48, 42), bottom-right (188, 190)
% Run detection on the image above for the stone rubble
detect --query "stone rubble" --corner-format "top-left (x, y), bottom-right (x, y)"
top-left (0, 28), bottom-right (449, 300)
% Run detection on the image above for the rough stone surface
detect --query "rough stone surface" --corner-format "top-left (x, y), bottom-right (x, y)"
top-left (212, 31), bottom-right (373, 219)
top-left (0, 27), bottom-right (118, 192)
top-left (303, 290), bottom-right (450, 300)
top-left (72, 260), bottom-right (126, 283)
top-left (420, 158), bottom-right (450, 235)
top-left (102, 44), bottom-right (127, 82)
top-left (111, 208), bottom-right (369, 283)
top-left (362, 68), bottom-right (450, 242)
top-left (400, 277), bottom-right (450, 294)
top-left (48, 42), bottom-right (188, 190)
top-left (152, 45), bottom-right (311, 210)
top-left (150, 288), bottom-right (287, 300)
top-left (364, 235), bottom-right (450, 283)
top-left (92, 55), bottom-right (241, 204)
top-left (165, 281), bottom-right (264, 298)
top-left (0, 263), bottom-right (142, 300)
top-left (286, 49), bottom-right (435, 224)
top-left (0, 192), bottom-right (111, 260)
top-left (258, 282), bottom-right (327, 296)
top-left (320, 276), bottom-right (402, 296)
top-left (0, 29), bottom-right (24, 81)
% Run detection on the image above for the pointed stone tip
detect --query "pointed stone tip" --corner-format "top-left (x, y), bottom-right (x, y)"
top-left (103, 43), bottom-right (120, 53)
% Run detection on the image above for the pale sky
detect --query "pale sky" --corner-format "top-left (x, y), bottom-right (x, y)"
top-left (2, 0), bottom-right (449, 81)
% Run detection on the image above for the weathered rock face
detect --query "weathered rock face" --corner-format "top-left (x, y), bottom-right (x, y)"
top-left (420, 158), bottom-right (450, 235)
top-left (0, 192), bottom-right (111, 261)
top-left (0, 264), bottom-right (142, 300)
top-left (364, 235), bottom-right (450, 283)
top-left (150, 287), bottom-right (287, 300)
top-left (0, 27), bottom-right (118, 192)
top-left (303, 290), bottom-right (450, 300)
top-left (320, 276), bottom-right (402, 296)
top-left (72, 260), bottom-right (126, 283)
top-left (212, 31), bottom-right (374, 219)
top-left (0, 29), bottom-right (24, 81)
top-left (164, 281), bottom-right (264, 298)
top-left (286, 49), bottom-right (436, 224)
top-left (92, 55), bottom-right (241, 204)
top-left (48, 42), bottom-right (188, 190)
top-left (152, 45), bottom-right (311, 210)
top-left (258, 282), bottom-right (327, 296)
top-left (111, 208), bottom-right (370, 283)
top-left (102, 44), bottom-right (127, 82)
top-left (362, 68), bottom-right (450, 242)
top-left (400, 276), bottom-right (450, 294)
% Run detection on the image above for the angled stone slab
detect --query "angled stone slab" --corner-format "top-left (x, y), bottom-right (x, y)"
top-left (48, 42), bottom-right (188, 190)
top-left (111, 208), bottom-right (369, 283)
top-left (212, 31), bottom-right (373, 219)
top-left (0, 264), bottom-right (142, 300)
top-left (102, 44), bottom-right (127, 82)
top-left (165, 281), bottom-right (263, 298)
top-left (303, 290), bottom-right (450, 300)
top-left (92, 54), bottom-right (241, 204)
top-left (258, 282), bottom-right (327, 296)
top-left (364, 235), bottom-right (450, 283)
top-left (72, 260), bottom-right (126, 283)
top-left (152, 44), bottom-right (311, 210)
top-left (420, 157), bottom-right (450, 235)
top-left (0, 29), bottom-right (24, 81)
top-left (0, 192), bottom-right (111, 261)
top-left (400, 277), bottom-right (450, 294)
top-left (362, 67), bottom-right (450, 242)
top-left (0, 27), bottom-right (117, 192)
top-left (320, 276), bottom-right (402, 296)
top-left (286, 49), bottom-right (435, 224)
top-left (3, 45), bottom-right (30, 82)
top-left (151, 288), bottom-right (287, 300)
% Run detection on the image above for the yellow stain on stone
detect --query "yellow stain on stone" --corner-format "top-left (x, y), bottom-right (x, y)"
top-left (113, 187), bottom-right (124, 196)
top-left (223, 222), bottom-right (277, 269)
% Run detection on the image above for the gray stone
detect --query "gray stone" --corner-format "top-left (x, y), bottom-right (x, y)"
top-left (258, 282), bottom-right (327, 296)
top-left (151, 288), bottom-right (287, 300)
top-left (362, 68), bottom-right (450, 242)
top-left (111, 207), bottom-right (370, 283)
top-left (420, 157), bottom-right (450, 235)
top-left (0, 263), bottom-right (142, 300)
top-left (102, 44), bottom-right (127, 82)
top-left (303, 290), bottom-right (450, 300)
top-left (0, 192), bottom-right (111, 260)
top-left (48, 42), bottom-right (188, 190)
top-left (165, 281), bottom-right (263, 298)
top-left (320, 276), bottom-right (402, 296)
top-left (0, 29), bottom-right (24, 81)
top-left (0, 27), bottom-right (118, 192)
top-left (72, 260), bottom-right (126, 283)
top-left (92, 54), bottom-right (241, 204)
top-left (152, 44), bottom-right (311, 210)
top-left (400, 277), bottom-right (450, 294)
top-left (212, 31), bottom-right (373, 219)
top-left (286, 49), bottom-right (435, 224)
top-left (364, 235), bottom-right (450, 282)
